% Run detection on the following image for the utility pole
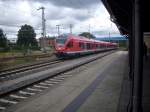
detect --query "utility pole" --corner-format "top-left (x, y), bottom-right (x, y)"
top-left (108, 21), bottom-right (112, 43)
top-left (37, 6), bottom-right (46, 52)
top-left (69, 24), bottom-right (73, 34)
top-left (108, 32), bottom-right (110, 42)
top-left (56, 25), bottom-right (60, 36)
top-left (88, 24), bottom-right (91, 33)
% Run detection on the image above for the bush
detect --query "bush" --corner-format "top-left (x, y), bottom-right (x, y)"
top-left (0, 47), bottom-right (10, 52)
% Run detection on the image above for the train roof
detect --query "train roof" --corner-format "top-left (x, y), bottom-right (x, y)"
top-left (57, 34), bottom-right (117, 45)
top-left (71, 35), bottom-right (117, 45)
top-left (68, 34), bottom-right (106, 42)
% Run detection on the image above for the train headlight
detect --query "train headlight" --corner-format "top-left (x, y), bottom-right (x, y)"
top-left (58, 48), bottom-right (61, 50)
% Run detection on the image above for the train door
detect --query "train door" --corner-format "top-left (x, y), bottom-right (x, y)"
top-left (66, 39), bottom-right (73, 52)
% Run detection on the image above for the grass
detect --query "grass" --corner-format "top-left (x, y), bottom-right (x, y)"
top-left (0, 49), bottom-right (54, 70)
top-left (0, 52), bottom-right (23, 58)
top-left (0, 57), bottom-right (37, 70)
top-left (0, 49), bottom-right (54, 58)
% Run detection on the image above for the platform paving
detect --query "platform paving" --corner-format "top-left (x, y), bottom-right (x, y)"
top-left (117, 54), bottom-right (150, 112)
top-left (64, 51), bottom-right (128, 112)
top-left (6, 51), bottom-right (128, 112)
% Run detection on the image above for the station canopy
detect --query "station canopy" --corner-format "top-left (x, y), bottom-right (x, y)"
top-left (101, 0), bottom-right (150, 35)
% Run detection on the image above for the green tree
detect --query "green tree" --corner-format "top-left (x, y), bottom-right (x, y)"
top-left (17, 24), bottom-right (38, 49)
top-left (79, 32), bottom-right (96, 39)
top-left (0, 28), bottom-right (7, 48)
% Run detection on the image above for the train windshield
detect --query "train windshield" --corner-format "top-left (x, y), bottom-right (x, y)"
top-left (56, 38), bottom-right (67, 45)
top-left (56, 34), bottom-right (68, 45)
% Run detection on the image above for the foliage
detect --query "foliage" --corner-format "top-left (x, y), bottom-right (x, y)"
top-left (17, 24), bottom-right (38, 49)
top-left (0, 28), bottom-right (7, 49)
top-left (79, 32), bottom-right (96, 39)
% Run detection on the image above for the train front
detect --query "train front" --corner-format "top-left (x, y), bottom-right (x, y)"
top-left (54, 34), bottom-right (68, 57)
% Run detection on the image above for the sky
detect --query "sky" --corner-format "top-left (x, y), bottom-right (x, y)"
top-left (0, 0), bottom-right (120, 39)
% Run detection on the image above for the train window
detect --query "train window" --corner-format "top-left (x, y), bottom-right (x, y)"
top-left (56, 38), bottom-right (67, 45)
top-left (91, 44), bottom-right (94, 48)
top-left (106, 44), bottom-right (108, 48)
top-left (79, 42), bottom-right (85, 49)
top-left (79, 42), bottom-right (81, 48)
top-left (90, 44), bottom-right (92, 49)
top-left (83, 43), bottom-right (85, 49)
top-left (86, 43), bottom-right (94, 49)
top-left (92, 44), bottom-right (95, 48)
top-left (95, 44), bottom-right (98, 49)
top-left (86, 43), bottom-right (90, 49)
top-left (96, 44), bottom-right (99, 49)
top-left (99, 44), bottom-right (101, 48)
top-left (58, 34), bottom-right (68, 39)
top-left (103, 44), bottom-right (106, 48)
top-left (67, 41), bottom-right (73, 48)
top-left (101, 44), bottom-right (103, 48)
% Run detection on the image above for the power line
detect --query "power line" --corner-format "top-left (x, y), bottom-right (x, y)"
top-left (0, 24), bottom-right (41, 31)
top-left (0, 24), bottom-right (20, 28)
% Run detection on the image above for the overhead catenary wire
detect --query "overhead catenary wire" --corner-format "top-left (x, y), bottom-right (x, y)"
top-left (0, 24), bottom-right (41, 31)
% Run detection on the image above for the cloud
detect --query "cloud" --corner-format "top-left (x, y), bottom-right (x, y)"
top-left (0, 0), bottom-right (119, 38)
top-left (35, 0), bottom-right (101, 9)
top-left (0, 0), bottom-right (94, 27)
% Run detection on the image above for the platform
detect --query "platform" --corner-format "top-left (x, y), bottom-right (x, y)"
top-left (6, 51), bottom-right (128, 112)
top-left (117, 53), bottom-right (150, 112)
top-left (143, 54), bottom-right (150, 112)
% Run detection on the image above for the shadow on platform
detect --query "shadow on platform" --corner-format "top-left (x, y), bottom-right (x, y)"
top-left (118, 54), bottom-right (150, 112)
top-left (143, 54), bottom-right (150, 112)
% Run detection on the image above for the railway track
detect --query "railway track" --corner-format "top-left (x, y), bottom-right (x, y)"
top-left (0, 51), bottom-right (115, 111)
top-left (0, 59), bottom-right (63, 82)
top-left (0, 72), bottom-right (75, 111)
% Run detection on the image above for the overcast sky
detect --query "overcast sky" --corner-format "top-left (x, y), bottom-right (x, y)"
top-left (0, 0), bottom-right (120, 39)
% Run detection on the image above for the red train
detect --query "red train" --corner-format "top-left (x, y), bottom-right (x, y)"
top-left (54, 34), bottom-right (117, 57)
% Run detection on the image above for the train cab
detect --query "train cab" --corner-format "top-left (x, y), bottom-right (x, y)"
top-left (54, 34), bottom-right (74, 57)
top-left (55, 34), bottom-right (67, 56)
